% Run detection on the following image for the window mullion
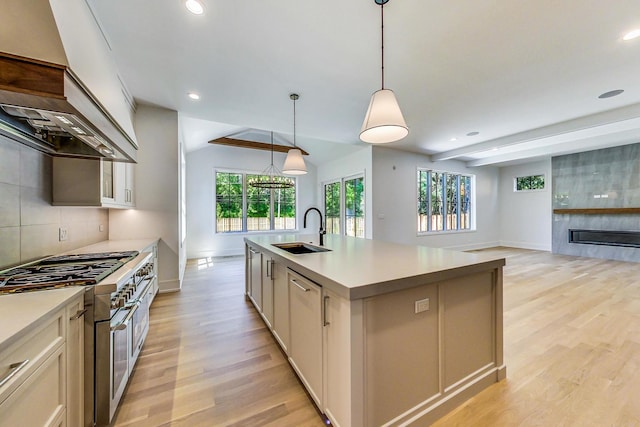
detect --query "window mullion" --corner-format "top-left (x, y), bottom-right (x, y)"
top-left (270, 189), bottom-right (275, 231)
top-left (456, 175), bottom-right (461, 230)
top-left (242, 173), bottom-right (247, 232)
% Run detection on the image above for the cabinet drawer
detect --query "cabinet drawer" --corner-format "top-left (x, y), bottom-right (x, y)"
top-left (0, 345), bottom-right (65, 427)
top-left (0, 309), bottom-right (64, 404)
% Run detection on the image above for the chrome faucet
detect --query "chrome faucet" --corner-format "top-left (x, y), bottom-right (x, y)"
top-left (303, 207), bottom-right (326, 246)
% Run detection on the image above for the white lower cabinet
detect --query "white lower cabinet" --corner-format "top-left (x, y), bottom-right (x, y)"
top-left (271, 261), bottom-right (289, 352)
top-left (261, 257), bottom-right (274, 328)
top-left (0, 291), bottom-right (84, 427)
top-left (322, 288), bottom-right (353, 427)
top-left (66, 294), bottom-right (86, 427)
top-left (248, 247), bottom-right (262, 310)
top-left (287, 269), bottom-right (323, 408)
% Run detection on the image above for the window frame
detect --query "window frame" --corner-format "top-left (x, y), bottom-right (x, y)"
top-left (513, 174), bottom-right (546, 192)
top-left (417, 168), bottom-right (475, 235)
top-left (324, 179), bottom-right (342, 235)
top-left (214, 168), bottom-right (297, 234)
top-left (322, 172), bottom-right (366, 238)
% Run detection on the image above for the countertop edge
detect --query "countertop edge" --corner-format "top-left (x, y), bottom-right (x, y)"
top-left (246, 237), bottom-right (505, 300)
top-left (0, 287), bottom-right (86, 353)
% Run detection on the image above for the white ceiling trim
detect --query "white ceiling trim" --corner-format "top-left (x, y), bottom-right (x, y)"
top-left (432, 103), bottom-right (640, 162)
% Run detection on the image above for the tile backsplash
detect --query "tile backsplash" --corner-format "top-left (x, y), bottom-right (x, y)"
top-left (0, 135), bottom-right (109, 269)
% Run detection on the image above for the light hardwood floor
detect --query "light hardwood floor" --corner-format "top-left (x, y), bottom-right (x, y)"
top-left (114, 248), bottom-right (640, 426)
top-left (112, 256), bottom-right (325, 427)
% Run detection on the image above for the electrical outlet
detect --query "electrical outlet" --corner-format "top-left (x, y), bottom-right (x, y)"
top-left (99, 224), bottom-right (105, 232)
top-left (415, 298), bottom-right (430, 314)
top-left (59, 227), bottom-right (68, 242)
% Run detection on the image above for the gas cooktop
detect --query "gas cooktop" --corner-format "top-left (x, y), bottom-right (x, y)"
top-left (0, 251), bottom-right (139, 294)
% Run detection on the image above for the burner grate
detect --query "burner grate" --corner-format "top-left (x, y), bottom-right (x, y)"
top-left (0, 258), bottom-right (125, 292)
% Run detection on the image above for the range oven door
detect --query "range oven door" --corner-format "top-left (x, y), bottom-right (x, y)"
top-left (129, 278), bottom-right (154, 370)
top-left (95, 305), bottom-right (138, 426)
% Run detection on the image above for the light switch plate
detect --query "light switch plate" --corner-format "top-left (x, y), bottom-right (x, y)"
top-left (59, 227), bottom-right (68, 241)
top-left (415, 298), bottom-right (430, 313)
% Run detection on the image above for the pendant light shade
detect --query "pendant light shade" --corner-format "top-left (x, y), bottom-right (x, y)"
top-left (360, 89), bottom-right (408, 143)
top-left (360, 0), bottom-right (408, 144)
top-left (282, 148), bottom-right (307, 175)
top-left (283, 93), bottom-right (308, 175)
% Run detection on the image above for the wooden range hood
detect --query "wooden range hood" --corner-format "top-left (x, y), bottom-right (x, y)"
top-left (0, 0), bottom-right (138, 162)
top-left (0, 52), bottom-right (137, 162)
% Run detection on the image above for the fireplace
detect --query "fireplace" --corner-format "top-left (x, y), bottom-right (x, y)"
top-left (569, 229), bottom-right (640, 248)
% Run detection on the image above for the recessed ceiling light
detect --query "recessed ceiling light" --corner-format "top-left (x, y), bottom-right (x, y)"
top-left (623, 29), bottom-right (640, 41)
top-left (449, 137), bottom-right (457, 142)
top-left (188, 92), bottom-right (200, 100)
top-left (598, 89), bottom-right (624, 99)
top-left (185, 0), bottom-right (205, 15)
top-left (466, 131), bottom-right (479, 136)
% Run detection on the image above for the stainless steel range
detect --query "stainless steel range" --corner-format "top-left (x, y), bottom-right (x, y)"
top-left (0, 250), bottom-right (157, 427)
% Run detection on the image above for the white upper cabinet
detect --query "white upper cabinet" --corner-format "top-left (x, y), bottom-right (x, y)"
top-left (53, 157), bottom-right (135, 209)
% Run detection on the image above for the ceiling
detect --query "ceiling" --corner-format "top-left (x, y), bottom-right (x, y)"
top-left (86, 0), bottom-right (640, 167)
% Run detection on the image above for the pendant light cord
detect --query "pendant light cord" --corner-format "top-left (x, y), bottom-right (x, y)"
top-left (381, 1), bottom-right (385, 90)
top-left (270, 131), bottom-right (274, 167)
top-left (293, 97), bottom-right (297, 147)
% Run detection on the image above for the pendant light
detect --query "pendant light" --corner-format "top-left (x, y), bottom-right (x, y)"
top-left (360, 0), bottom-right (409, 144)
top-left (283, 93), bottom-right (308, 175)
top-left (248, 132), bottom-right (294, 189)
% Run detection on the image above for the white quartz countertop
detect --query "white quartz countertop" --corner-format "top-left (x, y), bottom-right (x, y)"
top-left (0, 287), bottom-right (85, 352)
top-left (246, 234), bottom-right (506, 299)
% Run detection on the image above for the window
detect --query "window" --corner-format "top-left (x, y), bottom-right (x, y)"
top-left (418, 169), bottom-right (473, 233)
top-left (324, 181), bottom-right (341, 235)
top-left (323, 174), bottom-right (365, 238)
top-left (514, 174), bottom-right (545, 191)
top-left (215, 171), bottom-right (296, 233)
top-left (345, 177), bottom-right (365, 238)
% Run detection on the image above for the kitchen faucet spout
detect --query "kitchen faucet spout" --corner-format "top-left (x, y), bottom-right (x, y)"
top-left (303, 207), bottom-right (326, 246)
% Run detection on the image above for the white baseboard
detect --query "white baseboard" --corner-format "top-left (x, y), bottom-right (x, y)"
top-left (444, 241), bottom-right (501, 251)
top-left (159, 278), bottom-right (181, 293)
top-left (499, 240), bottom-right (551, 251)
top-left (187, 248), bottom-right (244, 259)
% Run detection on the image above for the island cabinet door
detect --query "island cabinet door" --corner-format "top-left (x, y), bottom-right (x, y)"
top-left (261, 257), bottom-right (274, 328)
top-left (271, 261), bottom-right (290, 353)
top-left (288, 269), bottom-right (323, 408)
top-left (322, 288), bottom-right (357, 427)
top-left (248, 247), bottom-right (262, 310)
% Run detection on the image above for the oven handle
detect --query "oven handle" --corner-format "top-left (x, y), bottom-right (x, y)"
top-left (111, 301), bottom-right (141, 331)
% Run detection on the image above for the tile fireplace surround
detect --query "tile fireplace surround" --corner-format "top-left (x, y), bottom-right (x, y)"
top-left (552, 143), bottom-right (640, 262)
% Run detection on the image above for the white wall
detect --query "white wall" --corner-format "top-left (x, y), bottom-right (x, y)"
top-left (109, 105), bottom-right (181, 292)
top-left (371, 146), bottom-right (501, 250)
top-left (315, 146), bottom-right (373, 239)
top-left (186, 144), bottom-right (318, 258)
top-left (499, 159), bottom-right (552, 251)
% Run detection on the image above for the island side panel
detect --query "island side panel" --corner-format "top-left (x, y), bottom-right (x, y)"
top-left (362, 267), bottom-right (504, 426)
top-left (363, 283), bottom-right (441, 426)
top-left (442, 270), bottom-right (495, 390)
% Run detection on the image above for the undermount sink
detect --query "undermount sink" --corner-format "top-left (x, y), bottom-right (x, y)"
top-left (272, 242), bottom-right (332, 254)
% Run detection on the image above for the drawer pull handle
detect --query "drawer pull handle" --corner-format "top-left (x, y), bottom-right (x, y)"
top-left (323, 295), bottom-right (330, 327)
top-left (291, 279), bottom-right (310, 292)
top-left (70, 309), bottom-right (87, 320)
top-left (0, 359), bottom-right (29, 388)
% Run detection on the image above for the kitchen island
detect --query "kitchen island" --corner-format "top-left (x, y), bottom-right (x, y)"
top-left (245, 234), bottom-right (506, 427)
